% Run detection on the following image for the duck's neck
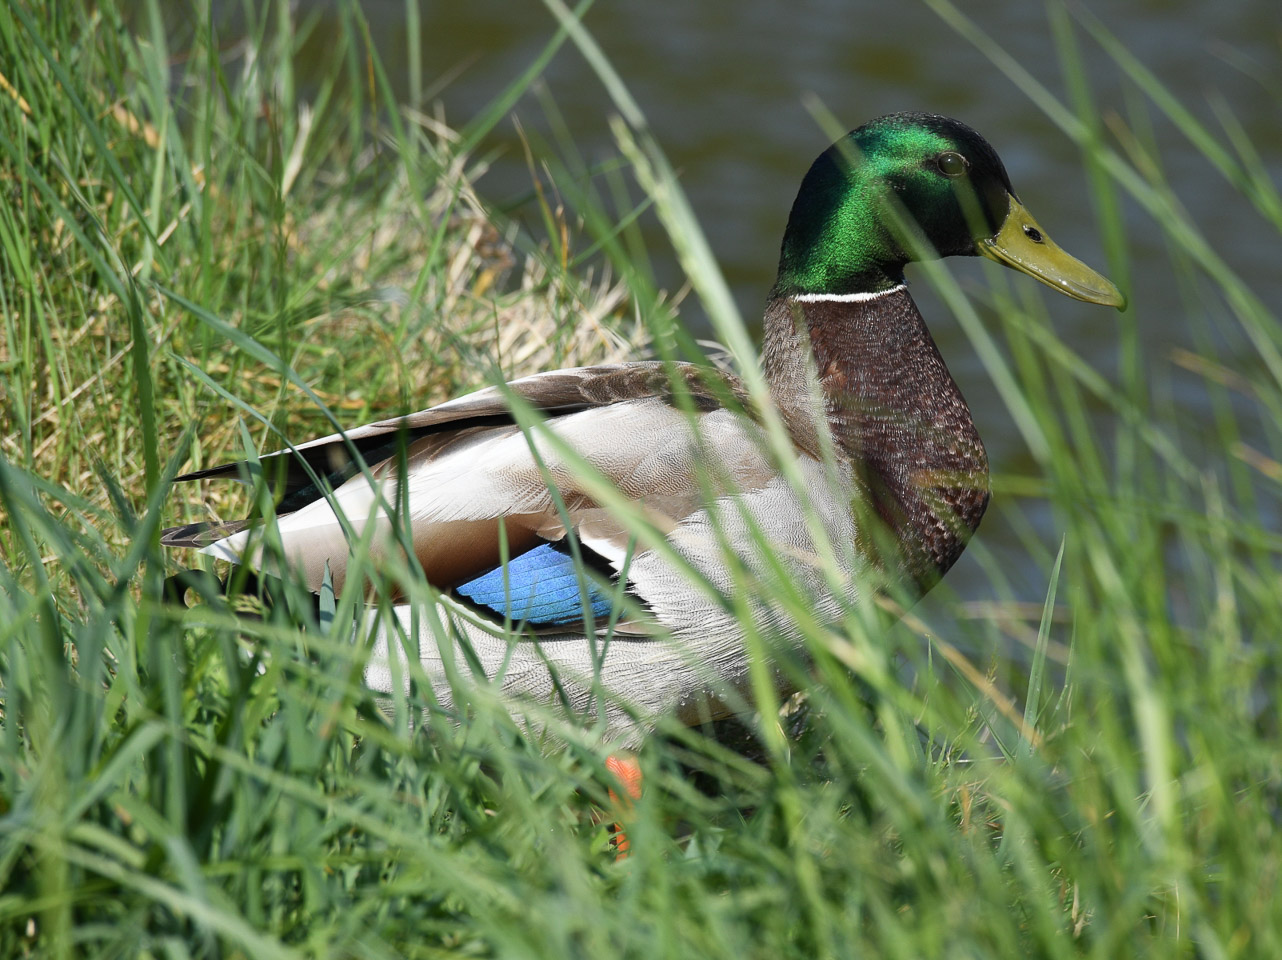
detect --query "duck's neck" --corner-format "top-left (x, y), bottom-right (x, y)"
top-left (762, 285), bottom-right (989, 587)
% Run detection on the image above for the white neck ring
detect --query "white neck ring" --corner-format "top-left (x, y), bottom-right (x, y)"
top-left (792, 284), bottom-right (907, 304)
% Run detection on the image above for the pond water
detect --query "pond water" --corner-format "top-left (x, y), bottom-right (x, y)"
top-left (200, 0), bottom-right (1280, 603)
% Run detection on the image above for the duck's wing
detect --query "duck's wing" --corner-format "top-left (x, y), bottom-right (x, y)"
top-left (164, 361), bottom-right (769, 624)
top-left (167, 362), bottom-right (742, 507)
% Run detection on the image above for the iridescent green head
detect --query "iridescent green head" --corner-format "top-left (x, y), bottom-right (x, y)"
top-left (775, 113), bottom-right (1124, 308)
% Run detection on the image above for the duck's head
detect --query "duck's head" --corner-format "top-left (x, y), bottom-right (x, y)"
top-left (775, 112), bottom-right (1125, 308)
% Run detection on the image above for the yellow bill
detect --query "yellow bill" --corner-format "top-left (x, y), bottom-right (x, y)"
top-left (979, 196), bottom-right (1126, 309)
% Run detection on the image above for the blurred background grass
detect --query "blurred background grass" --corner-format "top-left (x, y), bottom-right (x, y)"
top-left (2, 0), bottom-right (1280, 957)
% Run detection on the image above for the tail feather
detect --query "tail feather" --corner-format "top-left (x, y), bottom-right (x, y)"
top-left (173, 462), bottom-right (250, 483)
top-left (160, 518), bottom-right (253, 548)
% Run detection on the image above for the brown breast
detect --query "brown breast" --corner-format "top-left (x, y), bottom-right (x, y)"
top-left (762, 287), bottom-right (990, 588)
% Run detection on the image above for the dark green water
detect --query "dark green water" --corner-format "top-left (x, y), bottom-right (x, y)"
top-left (330, 0), bottom-right (1279, 326)
top-left (200, 1), bottom-right (1282, 601)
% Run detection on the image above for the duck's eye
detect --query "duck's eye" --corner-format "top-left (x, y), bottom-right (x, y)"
top-left (937, 151), bottom-right (968, 177)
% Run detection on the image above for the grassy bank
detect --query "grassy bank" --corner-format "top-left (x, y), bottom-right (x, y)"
top-left (2, 1), bottom-right (1280, 957)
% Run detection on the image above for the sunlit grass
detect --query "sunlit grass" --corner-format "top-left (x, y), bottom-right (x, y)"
top-left (2, 0), bottom-right (1280, 957)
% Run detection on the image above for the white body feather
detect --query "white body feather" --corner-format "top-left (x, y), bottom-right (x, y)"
top-left (198, 378), bottom-right (865, 745)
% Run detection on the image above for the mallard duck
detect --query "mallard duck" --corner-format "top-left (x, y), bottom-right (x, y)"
top-left (164, 113), bottom-right (1123, 752)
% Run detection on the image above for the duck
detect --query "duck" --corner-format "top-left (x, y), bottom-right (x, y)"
top-left (163, 113), bottom-right (1124, 758)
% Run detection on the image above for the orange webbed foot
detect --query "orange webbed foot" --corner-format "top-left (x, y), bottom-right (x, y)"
top-left (604, 753), bottom-right (643, 859)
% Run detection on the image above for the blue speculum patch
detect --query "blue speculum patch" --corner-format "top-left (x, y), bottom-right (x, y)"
top-left (454, 542), bottom-right (614, 627)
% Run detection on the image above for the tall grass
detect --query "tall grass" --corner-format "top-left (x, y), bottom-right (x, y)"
top-left (1, 0), bottom-right (1279, 957)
